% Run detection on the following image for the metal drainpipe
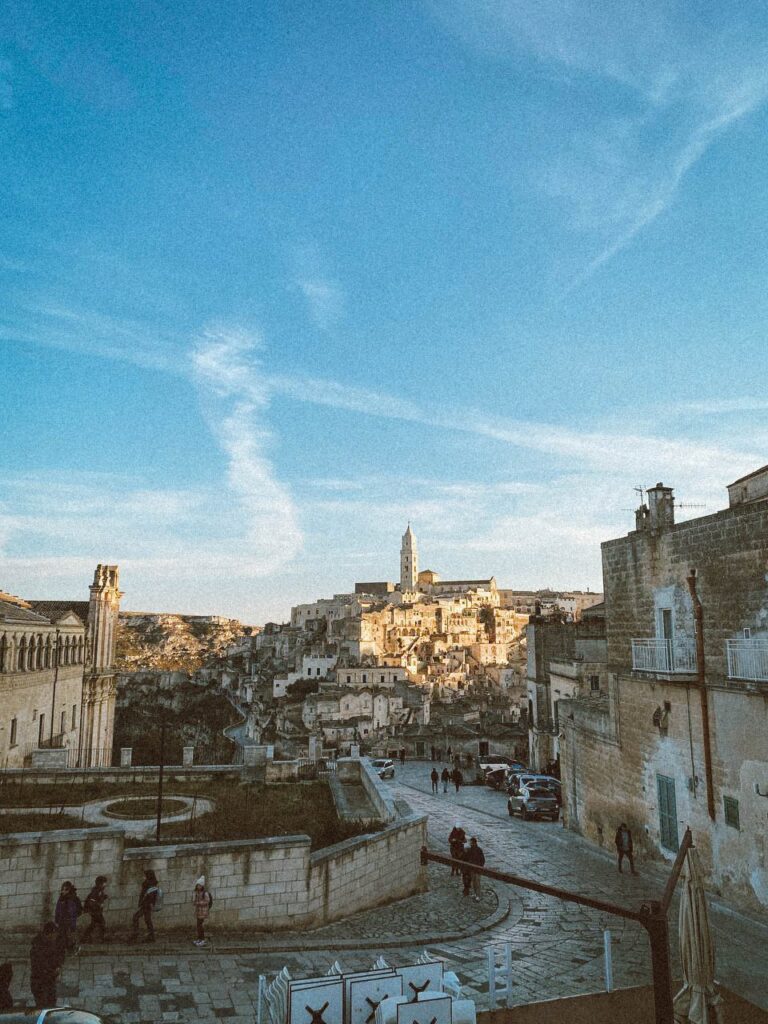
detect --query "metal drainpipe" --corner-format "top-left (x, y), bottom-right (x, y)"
top-left (686, 570), bottom-right (716, 821)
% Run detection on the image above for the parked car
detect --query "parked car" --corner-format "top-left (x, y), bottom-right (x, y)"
top-left (370, 758), bottom-right (395, 779)
top-left (507, 783), bottom-right (560, 821)
top-left (484, 767), bottom-right (509, 789)
top-left (506, 771), bottom-right (540, 795)
top-left (0, 1010), bottom-right (112, 1023)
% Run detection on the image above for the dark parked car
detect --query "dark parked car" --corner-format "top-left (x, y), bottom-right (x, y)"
top-left (507, 784), bottom-right (560, 821)
top-left (484, 767), bottom-right (509, 789)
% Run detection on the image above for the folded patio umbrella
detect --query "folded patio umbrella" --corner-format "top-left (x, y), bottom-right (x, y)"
top-left (673, 846), bottom-right (724, 1024)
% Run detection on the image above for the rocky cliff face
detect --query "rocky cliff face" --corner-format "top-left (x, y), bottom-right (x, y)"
top-left (116, 613), bottom-right (250, 673)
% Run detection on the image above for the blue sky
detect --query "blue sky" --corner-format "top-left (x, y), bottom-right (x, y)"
top-left (2, 0), bottom-right (768, 622)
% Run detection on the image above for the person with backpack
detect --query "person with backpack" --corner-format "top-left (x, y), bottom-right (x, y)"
top-left (129, 869), bottom-right (161, 943)
top-left (54, 881), bottom-right (82, 954)
top-left (81, 875), bottom-right (109, 944)
top-left (192, 876), bottom-right (213, 947)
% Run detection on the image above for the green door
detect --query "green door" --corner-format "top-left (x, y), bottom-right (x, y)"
top-left (657, 774), bottom-right (679, 852)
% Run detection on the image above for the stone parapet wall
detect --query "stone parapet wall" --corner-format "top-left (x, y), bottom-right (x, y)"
top-left (0, 765), bottom-right (243, 786)
top-left (337, 758), bottom-right (397, 822)
top-left (0, 812), bottom-right (427, 932)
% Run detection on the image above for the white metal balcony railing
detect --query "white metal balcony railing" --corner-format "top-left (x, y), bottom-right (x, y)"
top-left (631, 638), bottom-right (697, 674)
top-left (726, 638), bottom-right (768, 683)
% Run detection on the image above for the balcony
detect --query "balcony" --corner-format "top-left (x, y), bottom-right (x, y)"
top-left (631, 638), bottom-right (697, 674)
top-left (726, 638), bottom-right (768, 684)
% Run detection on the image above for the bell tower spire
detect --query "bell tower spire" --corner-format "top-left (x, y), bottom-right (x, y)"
top-left (400, 524), bottom-right (418, 592)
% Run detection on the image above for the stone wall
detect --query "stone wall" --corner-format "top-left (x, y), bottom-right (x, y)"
top-left (561, 674), bottom-right (768, 913)
top-left (0, 811), bottom-right (427, 932)
top-left (601, 499), bottom-right (768, 678)
top-left (0, 764), bottom-right (242, 786)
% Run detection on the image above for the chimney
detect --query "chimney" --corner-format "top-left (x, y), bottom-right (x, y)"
top-left (646, 483), bottom-right (675, 531)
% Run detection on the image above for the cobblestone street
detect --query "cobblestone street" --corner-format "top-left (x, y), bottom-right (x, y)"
top-left (2, 763), bottom-right (766, 1022)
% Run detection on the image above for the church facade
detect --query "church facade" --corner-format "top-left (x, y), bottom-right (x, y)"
top-left (0, 564), bottom-right (122, 768)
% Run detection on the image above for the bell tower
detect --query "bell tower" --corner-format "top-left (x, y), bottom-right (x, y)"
top-left (400, 525), bottom-right (418, 592)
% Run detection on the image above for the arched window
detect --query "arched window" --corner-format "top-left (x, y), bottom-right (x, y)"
top-left (36, 634), bottom-right (44, 670)
top-left (44, 635), bottom-right (52, 668)
top-left (25, 634), bottom-right (34, 671)
top-left (63, 636), bottom-right (71, 665)
top-left (78, 636), bottom-right (85, 663)
top-left (0, 633), bottom-right (6, 672)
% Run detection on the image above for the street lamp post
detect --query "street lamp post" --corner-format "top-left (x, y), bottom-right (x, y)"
top-left (156, 721), bottom-right (166, 844)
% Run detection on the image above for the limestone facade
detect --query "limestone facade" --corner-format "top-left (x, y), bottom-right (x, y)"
top-left (560, 470), bottom-right (768, 912)
top-left (0, 565), bottom-right (122, 769)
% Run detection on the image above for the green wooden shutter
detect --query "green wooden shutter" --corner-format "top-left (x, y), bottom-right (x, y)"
top-left (657, 774), bottom-right (679, 852)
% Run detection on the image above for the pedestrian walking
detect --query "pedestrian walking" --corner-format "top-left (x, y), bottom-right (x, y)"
top-left (462, 837), bottom-right (485, 901)
top-left (441, 767), bottom-right (450, 793)
top-left (81, 875), bottom-right (109, 944)
top-left (399, 748), bottom-right (406, 765)
top-left (448, 823), bottom-right (466, 875)
top-left (430, 768), bottom-right (439, 794)
top-left (614, 823), bottom-right (638, 875)
top-left (452, 767), bottom-right (463, 792)
top-left (447, 746), bottom-right (452, 759)
top-left (0, 962), bottom-right (12, 1011)
top-left (54, 881), bottom-right (82, 954)
top-left (430, 745), bottom-right (436, 762)
top-left (192, 875), bottom-right (213, 947)
top-left (29, 922), bottom-right (63, 1009)
top-left (129, 869), bottom-right (161, 943)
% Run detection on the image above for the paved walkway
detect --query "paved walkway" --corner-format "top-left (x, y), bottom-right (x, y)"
top-left (2, 763), bottom-right (766, 1022)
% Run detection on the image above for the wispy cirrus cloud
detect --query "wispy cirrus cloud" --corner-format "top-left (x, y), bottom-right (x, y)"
top-left (190, 325), bottom-right (303, 573)
top-left (430, 1), bottom-right (768, 287)
top-left (290, 243), bottom-right (345, 330)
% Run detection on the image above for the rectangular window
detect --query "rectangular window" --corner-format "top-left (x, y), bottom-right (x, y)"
top-left (590, 675), bottom-right (600, 691)
top-left (72, 705), bottom-right (77, 730)
top-left (32, 709), bottom-right (37, 720)
top-left (38, 713), bottom-right (45, 746)
top-left (60, 711), bottom-right (66, 735)
top-left (657, 774), bottom-right (679, 852)
top-left (723, 796), bottom-right (740, 830)
top-left (10, 718), bottom-right (17, 746)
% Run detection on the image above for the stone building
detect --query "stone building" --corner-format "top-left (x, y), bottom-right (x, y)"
top-left (560, 471), bottom-right (768, 913)
top-left (0, 564), bottom-right (122, 767)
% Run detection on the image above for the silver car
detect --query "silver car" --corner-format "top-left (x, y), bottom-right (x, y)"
top-left (507, 784), bottom-right (559, 821)
top-left (370, 758), bottom-right (395, 779)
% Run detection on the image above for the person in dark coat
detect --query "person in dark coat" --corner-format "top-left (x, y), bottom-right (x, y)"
top-left (452, 767), bottom-right (463, 792)
top-left (614, 823), bottom-right (638, 874)
top-left (129, 869), bottom-right (160, 943)
top-left (430, 768), bottom-right (439, 794)
top-left (81, 875), bottom-right (109, 943)
top-left (399, 749), bottom-right (406, 765)
top-left (448, 823), bottom-right (466, 875)
top-left (54, 881), bottom-right (82, 953)
top-left (441, 766), bottom-right (451, 793)
top-left (462, 836), bottom-right (485, 901)
top-left (30, 922), bottom-right (64, 1009)
top-left (0, 962), bottom-right (12, 1011)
